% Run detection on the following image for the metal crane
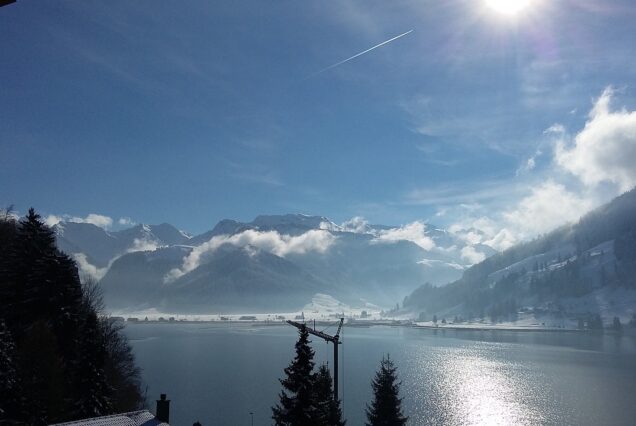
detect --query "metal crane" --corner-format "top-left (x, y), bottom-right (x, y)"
top-left (286, 317), bottom-right (344, 401)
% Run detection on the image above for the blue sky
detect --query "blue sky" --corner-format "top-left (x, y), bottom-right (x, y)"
top-left (2, 0), bottom-right (636, 241)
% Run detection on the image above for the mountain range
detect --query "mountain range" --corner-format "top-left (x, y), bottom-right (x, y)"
top-left (54, 215), bottom-right (493, 313)
top-left (53, 188), bottom-right (636, 319)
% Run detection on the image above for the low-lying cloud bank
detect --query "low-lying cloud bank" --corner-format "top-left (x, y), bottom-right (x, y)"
top-left (72, 253), bottom-right (110, 281)
top-left (165, 229), bottom-right (336, 282)
top-left (339, 216), bottom-right (371, 233)
top-left (460, 245), bottom-right (487, 264)
top-left (129, 237), bottom-right (162, 253)
top-left (372, 221), bottom-right (436, 251)
top-left (74, 237), bottom-right (163, 281)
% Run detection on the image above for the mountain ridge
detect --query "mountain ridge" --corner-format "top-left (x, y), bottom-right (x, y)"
top-left (54, 213), bottom-right (491, 313)
top-left (403, 188), bottom-right (636, 324)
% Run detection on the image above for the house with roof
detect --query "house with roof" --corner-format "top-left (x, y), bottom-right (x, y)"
top-left (50, 395), bottom-right (172, 426)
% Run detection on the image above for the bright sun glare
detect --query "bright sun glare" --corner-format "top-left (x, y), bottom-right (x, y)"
top-left (485, 0), bottom-right (531, 15)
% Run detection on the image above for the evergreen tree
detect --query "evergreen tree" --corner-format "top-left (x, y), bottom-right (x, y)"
top-left (0, 208), bottom-right (57, 339)
top-left (16, 320), bottom-right (66, 425)
top-left (0, 319), bottom-right (23, 424)
top-left (273, 324), bottom-right (318, 425)
top-left (71, 310), bottom-right (113, 419)
top-left (313, 364), bottom-right (345, 426)
top-left (365, 355), bottom-right (407, 426)
top-left (0, 209), bottom-right (142, 423)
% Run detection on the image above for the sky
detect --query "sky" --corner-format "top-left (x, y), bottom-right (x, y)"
top-left (2, 0), bottom-right (636, 247)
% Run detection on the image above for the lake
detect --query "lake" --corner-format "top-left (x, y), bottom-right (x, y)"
top-left (124, 323), bottom-right (636, 425)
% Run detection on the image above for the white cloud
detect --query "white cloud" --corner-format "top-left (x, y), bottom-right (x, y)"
top-left (73, 236), bottom-right (160, 282)
top-left (442, 87), bottom-right (636, 253)
top-left (340, 216), bottom-right (370, 233)
top-left (372, 221), bottom-right (435, 250)
top-left (128, 238), bottom-right (162, 253)
top-left (417, 258), bottom-right (465, 270)
top-left (318, 220), bottom-right (342, 232)
top-left (165, 229), bottom-right (336, 282)
top-left (483, 228), bottom-right (517, 252)
top-left (82, 214), bottom-right (113, 228)
top-left (72, 253), bottom-right (109, 281)
top-left (45, 213), bottom-right (113, 229)
top-left (471, 217), bottom-right (498, 237)
top-left (45, 214), bottom-right (64, 227)
top-left (524, 157), bottom-right (536, 171)
top-left (447, 181), bottom-right (595, 252)
top-left (544, 123), bottom-right (565, 134)
top-left (450, 217), bottom-right (494, 245)
top-left (516, 150), bottom-right (542, 176)
top-left (460, 246), bottom-right (486, 265)
top-left (502, 181), bottom-right (593, 239)
top-left (556, 86), bottom-right (636, 191)
top-left (462, 231), bottom-right (483, 245)
top-left (118, 217), bottom-right (135, 226)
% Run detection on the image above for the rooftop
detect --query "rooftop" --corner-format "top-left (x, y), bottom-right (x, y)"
top-left (50, 410), bottom-right (168, 426)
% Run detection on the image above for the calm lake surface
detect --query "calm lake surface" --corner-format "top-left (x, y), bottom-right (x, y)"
top-left (125, 323), bottom-right (636, 426)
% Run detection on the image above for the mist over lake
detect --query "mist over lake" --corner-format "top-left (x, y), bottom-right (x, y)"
top-left (126, 323), bottom-right (636, 426)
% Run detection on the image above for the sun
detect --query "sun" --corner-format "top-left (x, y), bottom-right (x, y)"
top-left (485, 0), bottom-right (531, 16)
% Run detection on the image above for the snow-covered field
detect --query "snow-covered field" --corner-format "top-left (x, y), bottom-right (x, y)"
top-left (108, 293), bottom-right (386, 322)
top-left (109, 287), bottom-right (636, 333)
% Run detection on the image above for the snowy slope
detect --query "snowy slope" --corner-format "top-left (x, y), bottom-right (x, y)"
top-left (404, 188), bottom-right (636, 325)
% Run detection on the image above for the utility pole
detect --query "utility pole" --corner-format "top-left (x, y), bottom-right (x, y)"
top-left (286, 317), bottom-right (344, 401)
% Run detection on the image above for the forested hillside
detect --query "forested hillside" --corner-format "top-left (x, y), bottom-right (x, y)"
top-left (404, 188), bottom-right (636, 323)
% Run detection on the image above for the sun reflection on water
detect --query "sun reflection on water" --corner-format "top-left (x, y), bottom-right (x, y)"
top-left (405, 344), bottom-right (550, 425)
top-left (442, 354), bottom-right (538, 425)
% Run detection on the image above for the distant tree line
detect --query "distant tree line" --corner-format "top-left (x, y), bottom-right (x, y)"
top-left (273, 325), bottom-right (407, 426)
top-left (0, 208), bottom-right (144, 424)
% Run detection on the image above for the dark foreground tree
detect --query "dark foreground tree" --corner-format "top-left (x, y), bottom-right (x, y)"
top-left (0, 319), bottom-right (23, 422)
top-left (314, 364), bottom-right (345, 426)
top-left (272, 324), bottom-right (317, 425)
top-left (366, 355), bottom-right (407, 426)
top-left (0, 209), bottom-right (143, 424)
top-left (82, 278), bottom-right (144, 413)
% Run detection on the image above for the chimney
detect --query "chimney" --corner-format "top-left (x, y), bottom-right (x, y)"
top-left (156, 393), bottom-right (170, 423)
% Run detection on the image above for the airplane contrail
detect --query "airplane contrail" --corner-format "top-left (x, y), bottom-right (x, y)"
top-left (308, 29), bottom-right (413, 78)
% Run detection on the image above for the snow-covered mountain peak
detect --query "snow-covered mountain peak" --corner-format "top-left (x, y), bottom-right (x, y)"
top-left (55, 212), bottom-right (505, 311)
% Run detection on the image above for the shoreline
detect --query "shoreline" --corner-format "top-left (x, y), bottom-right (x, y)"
top-left (120, 318), bottom-right (597, 333)
top-left (120, 319), bottom-right (636, 335)
top-left (411, 323), bottom-right (584, 333)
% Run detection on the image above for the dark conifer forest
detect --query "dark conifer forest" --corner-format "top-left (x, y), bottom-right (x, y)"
top-left (0, 209), bottom-right (144, 425)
